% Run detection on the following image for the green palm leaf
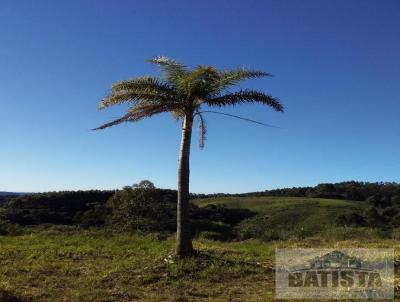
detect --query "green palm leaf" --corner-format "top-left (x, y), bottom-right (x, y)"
top-left (217, 68), bottom-right (271, 90)
top-left (99, 76), bottom-right (180, 110)
top-left (206, 89), bottom-right (284, 112)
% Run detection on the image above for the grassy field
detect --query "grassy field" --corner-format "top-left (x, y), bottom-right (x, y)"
top-left (1, 229), bottom-right (399, 301)
top-left (194, 196), bottom-right (365, 223)
top-left (0, 229), bottom-right (274, 301)
top-left (194, 196), bottom-right (381, 241)
top-left (0, 196), bottom-right (399, 301)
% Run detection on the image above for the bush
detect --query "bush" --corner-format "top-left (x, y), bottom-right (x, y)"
top-left (198, 231), bottom-right (225, 241)
top-left (292, 225), bottom-right (322, 239)
top-left (261, 229), bottom-right (287, 241)
top-left (106, 187), bottom-right (176, 233)
top-left (382, 206), bottom-right (399, 217)
top-left (0, 208), bottom-right (9, 234)
top-left (236, 215), bottom-right (270, 240)
top-left (390, 213), bottom-right (400, 228)
top-left (364, 207), bottom-right (385, 227)
top-left (192, 204), bottom-right (255, 225)
top-left (73, 203), bottom-right (109, 228)
top-left (0, 224), bottom-right (24, 236)
top-left (192, 220), bottom-right (232, 240)
top-left (235, 215), bottom-right (291, 241)
top-left (336, 212), bottom-right (366, 227)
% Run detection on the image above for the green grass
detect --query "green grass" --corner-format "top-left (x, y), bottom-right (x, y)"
top-left (0, 228), bottom-right (275, 301)
top-left (194, 196), bottom-right (364, 214)
top-left (1, 228), bottom-right (399, 301)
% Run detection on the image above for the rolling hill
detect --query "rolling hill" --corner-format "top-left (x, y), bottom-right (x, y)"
top-left (194, 196), bottom-right (369, 240)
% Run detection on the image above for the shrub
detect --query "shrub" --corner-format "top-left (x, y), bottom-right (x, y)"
top-left (363, 207), bottom-right (385, 227)
top-left (336, 212), bottom-right (366, 227)
top-left (73, 203), bottom-right (109, 228)
top-left (236, 215), bottom-right (270, 240)
top-left (106, 187), bottom-right (176, 233)
top-left (236, 217), bottom-right (294, 242)
top-left (292, 225), bottom-right (322, 239)
top-left (198, 231), bottom-right (225, 241)
top-left (390, 213), bottom-right (400, 228)
top-left (192, 220), bottom-right (232, 240)
top-left (192, 204), bottom-right (255, 225)
top-left (261, 229), bottom-right (287, 241)
top-left (0, 208), bottom-right (9, 235)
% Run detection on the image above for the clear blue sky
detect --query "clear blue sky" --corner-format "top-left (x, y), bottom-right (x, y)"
top-left (1, 0), bottom-right (399, 193)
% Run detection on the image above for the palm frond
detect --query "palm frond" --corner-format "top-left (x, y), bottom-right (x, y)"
top-left (206, 89), bottom-right (284, 112)
top-left (94, 103), bottom-right (181, 130)
top-left (98, 77), bottom-right (180, 110)
top-left (147, 56), bottom-right (188, 85)
top-left (215, 68), bottom-right (271, 91)
top-left (110, 76), bottom-right (176, 94)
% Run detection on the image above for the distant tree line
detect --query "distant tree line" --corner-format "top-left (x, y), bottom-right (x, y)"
top-left (4, 190), bottom-right (115, 225)
top-left (193, 181), bottom-right (400, 207)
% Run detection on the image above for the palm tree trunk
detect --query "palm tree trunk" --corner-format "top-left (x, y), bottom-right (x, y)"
top-left (176, 113), bottom-right (194, 257)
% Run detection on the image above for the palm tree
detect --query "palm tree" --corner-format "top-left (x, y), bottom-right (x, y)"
top-left (95, 56), bottom-right (284, 257)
